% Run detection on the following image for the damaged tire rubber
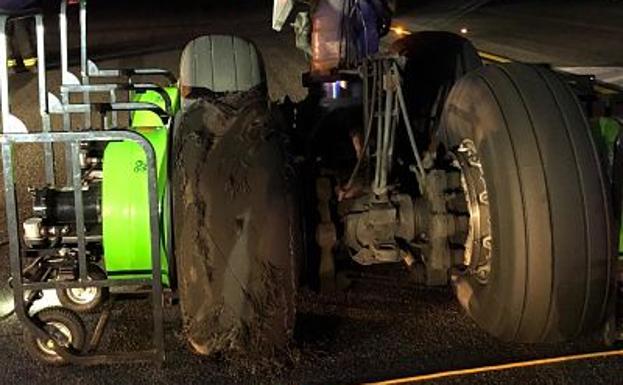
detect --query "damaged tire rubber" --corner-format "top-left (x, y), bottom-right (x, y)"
top-left (172, 90), bottom-right (298, 359)
top-left (441, 63), bottom-right (615, 343)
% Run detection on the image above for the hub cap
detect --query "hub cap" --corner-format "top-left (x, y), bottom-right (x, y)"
top-left (36, 321), bottom-right (72, 356)
top-left (65, 285), bottom-right (99, 305)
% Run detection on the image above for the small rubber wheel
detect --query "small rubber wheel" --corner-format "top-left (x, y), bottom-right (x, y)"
top-left (56, 264), bottom-right (109, 313)
top-left (441, 63), bottom-right (615, 342)
top-left (24, 307), bottom-right (86, 365)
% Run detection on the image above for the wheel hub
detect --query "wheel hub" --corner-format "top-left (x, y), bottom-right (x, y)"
top-left (65, 286), bottom-right (98, 305)
top-left (451, 138), bottom-right (492, 284)
top-left (36, 321), bottom-right (72, 356)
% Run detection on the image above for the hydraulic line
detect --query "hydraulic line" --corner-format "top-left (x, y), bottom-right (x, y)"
top-left (345, 60), bottom-right (378, 192)
top-left (394, 62), bottom-right (426, 193)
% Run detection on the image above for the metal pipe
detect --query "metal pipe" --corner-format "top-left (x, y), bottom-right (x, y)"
top-left (379, 63), bottom-right (395, 193)
top-left (2, 142), bottom-right (22, 306)
top-left (146, 137), bottom-right (165, 363)
top-left (60, 0), bottom-right (70, 84)
top-left (60, 83), bottom-right (173, 117)
top-left (362, 61), bottom-right (369, 138)
top-left (22, 279), bottom-right (152, 291)
top-left (109, 89), bottom-right (118, 127)
top-left (79, 0), bottom-right (91, 128)
top-left (373, 61), bottom-right (384, 194)
top-left (345, 61), bottom-right (377, 190)
top-left (60, 0), bottom-right (75, 185)
top-left (50, 101), bottom-right (170, 122)
top-left (62, 91), bottom-right (73, 185)
top-left (393, 63), bottom-right (426, 193)
top-left (35, 14), bottom-right (55, 185)
top-left (87, 305), bottom-right (111, 352)
top-left (71, 141), bottom-right (87, 281)
top-left (0, 16), bottom-right (10, 132)
top-left (387, 91), bottom-right (399, 175)
top-left (80, 0), bottom-right (87, 78)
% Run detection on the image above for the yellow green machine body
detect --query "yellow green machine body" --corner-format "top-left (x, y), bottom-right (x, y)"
top-left (101, 87), bottom-right (180, 285)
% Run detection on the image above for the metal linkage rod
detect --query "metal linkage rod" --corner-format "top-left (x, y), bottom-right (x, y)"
top-left (373, 60), bottom-right (385, 195)
top-left (345, 60), bottom-right (377, 191)
top-left (377, 61), bottom-right (395, 194)
top-left (393, 62), bottom-right (427, 193)
top-left (369, 59), bottom-right (427, 195)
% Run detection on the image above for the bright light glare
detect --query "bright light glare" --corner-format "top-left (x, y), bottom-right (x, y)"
top-left (28, 290), bottom-right (61, 314)
top-left (460, 27), bottom-right (469, 34)
top-left (0, 290), bottom-right (14, 317)
top-left (1, 288), bottom-right (81, 317)
top-left (391, 26), bottom-right (412, 36)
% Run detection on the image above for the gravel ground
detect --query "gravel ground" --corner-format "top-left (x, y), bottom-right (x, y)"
top-left (0, 264), bottom-right (620, 385)
top-left (0, 2), bottom-right (623, 385)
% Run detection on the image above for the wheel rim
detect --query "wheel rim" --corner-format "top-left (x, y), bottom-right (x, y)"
top-left (451, 138), bottom-right (492, 284)
top-left (35, 321), bottom-right (73, 356)
top-left (65, 285), bottom-right (99, 305)
top-left (63, 273), bottom-right (99, 305)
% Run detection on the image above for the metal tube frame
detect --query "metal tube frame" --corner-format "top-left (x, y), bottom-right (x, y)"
top-left (0, 9), bottom-right (166, 364)
top-left (59, 0), bottom-right (177, 128)
top-left (1, 131), bottom-right (165, 365)
top-left (0, 11), bottom-right (54, 184)
top-left (48, 100), bottom-right (170, 123)
top-left (62, 0), bottom-right (176, 83)
top-left (60, 83), bottom-right (174, 116)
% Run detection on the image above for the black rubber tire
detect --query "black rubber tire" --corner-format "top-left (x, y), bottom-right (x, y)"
top-left (172, 90), bottom-right (298, 359)
top-left (441, 63), bottom-right (615, 343)
top-left (391, 31), bottom-right (482, 151)
top-left (24, 307), bottom-right (86, 366)
top-left (56, 264), bottom-right (109, 313)
top-left (179, 34), bottom-right (266, 95)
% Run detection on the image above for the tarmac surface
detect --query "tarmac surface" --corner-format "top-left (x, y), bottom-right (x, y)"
top-left (395, 0), bottom-right (623, 87)
top-left (0, 1), bottom-right (623, 385)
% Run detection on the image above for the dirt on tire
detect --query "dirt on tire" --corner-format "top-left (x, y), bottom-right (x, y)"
top-left (172, 89), bottom-right (299, 367)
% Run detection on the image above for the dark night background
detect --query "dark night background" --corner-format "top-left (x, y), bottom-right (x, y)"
top-left (0, 1), bottom-right (622, 384)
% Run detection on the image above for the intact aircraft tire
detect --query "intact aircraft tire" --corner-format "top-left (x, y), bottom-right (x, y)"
top-left (441, 63), bottom-right (615, 343)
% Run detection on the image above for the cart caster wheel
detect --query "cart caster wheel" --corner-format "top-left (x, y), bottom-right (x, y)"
top-left (24, 307), bottom-right (86, 365)
top-left (56, 264), bottom-right (109, 313)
